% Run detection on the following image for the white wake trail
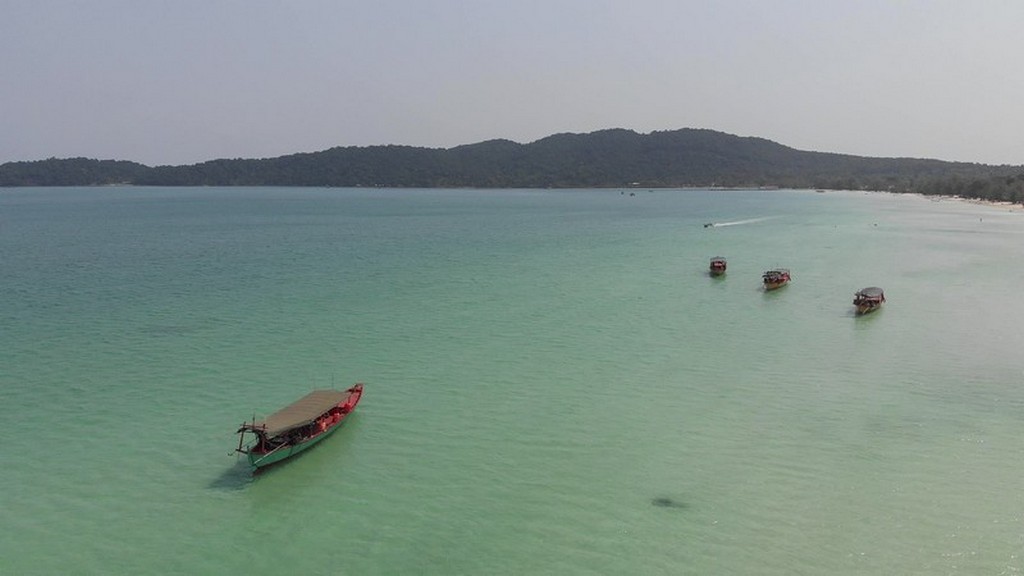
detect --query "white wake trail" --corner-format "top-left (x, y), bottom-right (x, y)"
top-left (711, 216), bottom-right (780, 227)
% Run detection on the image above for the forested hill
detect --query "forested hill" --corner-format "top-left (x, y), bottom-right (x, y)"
top-left (3, 128), bottom-right (1023, 202)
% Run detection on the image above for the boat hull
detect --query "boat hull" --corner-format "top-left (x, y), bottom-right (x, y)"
top-left (247, 418), bottom-right (349, 469)
top-left (855, 303), bottom-right (882, 315)
top-left (762, 269), bottom-right (791, 291)
top-left (709, 258), bottom-right (727, 277)
top-left (853, 287), bottom-right (885, 315)
top-left (238, 383), bottom-right (364, 471)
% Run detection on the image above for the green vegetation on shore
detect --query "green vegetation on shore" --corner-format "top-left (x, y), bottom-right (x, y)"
top-left (2, 128), bottom-right (1022, 204)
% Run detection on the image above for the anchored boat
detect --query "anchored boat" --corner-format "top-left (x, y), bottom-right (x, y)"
top-left (235, 383), bottom-right (363, 471)
top-left (709, 256), bottom-right (727, 276)
top-left (762, 268), bottom-right (791, 290)
top-left (853, 287), bottom-right (885, 314)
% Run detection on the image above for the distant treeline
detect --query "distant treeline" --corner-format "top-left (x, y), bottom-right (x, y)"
top-left (3, 128), bottom-right (1023, 204)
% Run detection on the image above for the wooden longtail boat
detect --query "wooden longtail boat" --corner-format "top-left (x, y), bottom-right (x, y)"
top-left (853, 287), bottom-right (885, 314)
top-left (709, 256), bottom-right (727, 277)
top-left (236, 383), bottom-right (363, 470)
top-left (762, 268), bottom-right (791, 290)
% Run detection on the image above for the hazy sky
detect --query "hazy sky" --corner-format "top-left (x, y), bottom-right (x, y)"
top-left (3, 0), bottom-right (1024, 166)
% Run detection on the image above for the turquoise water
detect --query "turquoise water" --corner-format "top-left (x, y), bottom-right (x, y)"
top-left (3, 187), bottom-right (1024, 575)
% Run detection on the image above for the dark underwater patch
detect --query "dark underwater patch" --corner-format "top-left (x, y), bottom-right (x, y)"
top-left (651, 497), bottom-right (688, 509)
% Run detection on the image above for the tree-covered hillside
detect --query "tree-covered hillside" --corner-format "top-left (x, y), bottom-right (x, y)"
top-left (0, 157), bottom-right (149, 186)
top-left (3, 128), bottom-right (1023, 203)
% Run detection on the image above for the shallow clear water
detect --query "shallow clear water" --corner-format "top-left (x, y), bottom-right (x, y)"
top-left (2, 187), bottom-right (1023, 574)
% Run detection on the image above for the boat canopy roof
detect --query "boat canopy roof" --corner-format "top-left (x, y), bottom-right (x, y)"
top-left (856, 286), bottom-right (884, 297)
top-left (710, 256), bottom-right (726, 261)
top-left (246, 389), bottom-right (350, 438)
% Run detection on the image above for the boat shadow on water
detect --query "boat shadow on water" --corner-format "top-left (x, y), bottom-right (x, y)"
top-left (651, 496), bottom-right (689, 510)
top-left (851, 307), bottom-right (884, 323)
top-left (208, 459), bottom-right (256, 491)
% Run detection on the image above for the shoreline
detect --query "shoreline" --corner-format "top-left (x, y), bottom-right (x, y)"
top-left (812, 187), bottom-right (1021, 212)
top-left (941, 195), bottom-right (1020, 210)
top-left (909, 191), bottom-right (1020, 211)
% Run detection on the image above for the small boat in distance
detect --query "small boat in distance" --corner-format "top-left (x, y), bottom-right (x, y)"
top-left (762, 268), bottom-right (791, 290)
top-left (236, 383), bottom-right (363, 471)
top-left (853, 287), bottom-right (885, 314)
top-left (709, 256), bottom-right (727, 276)
top-left (703, 222), bottom-right (715, 228)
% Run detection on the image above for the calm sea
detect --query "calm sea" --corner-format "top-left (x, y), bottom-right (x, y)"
top-left (2, 187), bottom-right (1023, 575)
